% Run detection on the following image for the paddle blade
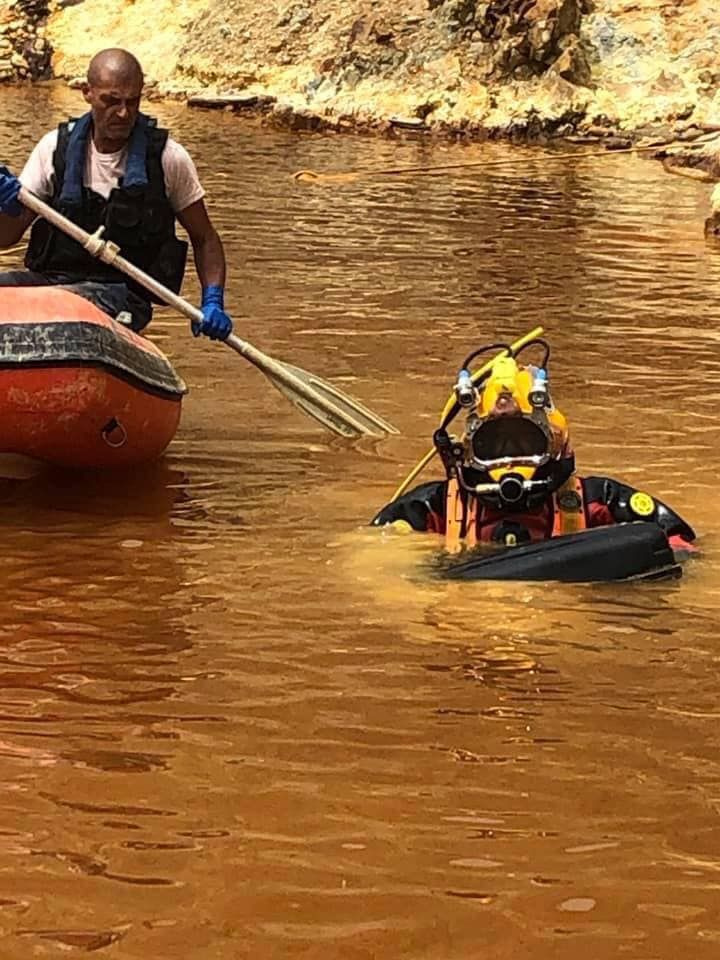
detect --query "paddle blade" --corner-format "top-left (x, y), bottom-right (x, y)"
top-left (281, 362), bottom-right (399, 437)
top-left (223, 334), bottom-right (398, 438)
top-left (269, 379), bottom-right (363, 437)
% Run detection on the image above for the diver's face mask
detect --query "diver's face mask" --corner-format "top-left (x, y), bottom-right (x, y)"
top-left (463, 408), bottom-right (556, 508)
top-left (469, 414), bottom-right (550, 468)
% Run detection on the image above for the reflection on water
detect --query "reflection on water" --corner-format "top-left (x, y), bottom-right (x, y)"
top-left (0, 83), bottom-right (719, 958)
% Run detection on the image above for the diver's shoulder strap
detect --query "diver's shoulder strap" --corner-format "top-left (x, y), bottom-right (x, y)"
top-left (552, 476), bottom-right (587, 537)
top-left (445, 478), bottom-right (478, 553)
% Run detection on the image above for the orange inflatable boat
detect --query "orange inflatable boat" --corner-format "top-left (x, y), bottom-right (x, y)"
top-left (0, 286), bottom-right (186, 469)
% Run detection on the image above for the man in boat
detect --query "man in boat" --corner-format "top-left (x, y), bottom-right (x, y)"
top-left (371, 340), bottom-right (696, 558)
top-left (0, 47), bottom-right (231, 339)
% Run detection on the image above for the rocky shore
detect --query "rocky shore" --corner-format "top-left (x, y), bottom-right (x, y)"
top-left (2, 0), bottom-right (720, 143)
top-left (0, 0), bottom-right (50, 83)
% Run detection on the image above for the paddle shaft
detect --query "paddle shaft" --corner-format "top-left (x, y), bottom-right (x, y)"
top-left (17, 186), bottom-right (373, 433)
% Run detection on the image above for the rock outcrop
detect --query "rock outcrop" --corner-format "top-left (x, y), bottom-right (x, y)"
top-left (2, 0), bottom-right (720, 140)
top-left (0, 0), bottom-right (51, 82)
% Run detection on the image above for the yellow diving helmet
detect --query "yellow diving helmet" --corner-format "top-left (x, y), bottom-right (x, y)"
top-left (434, 338), bottom-right (574, 510)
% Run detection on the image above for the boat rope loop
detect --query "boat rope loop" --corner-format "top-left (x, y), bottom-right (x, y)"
top-left (101, 417), bottom-right (128, 448)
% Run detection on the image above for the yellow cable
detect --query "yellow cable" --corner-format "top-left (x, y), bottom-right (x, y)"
top-left (294, 142), bottom-right (675, 186)
top-left (390, 447), bottom-right (437, 504)
top-left (389, 326), bottom-right (544, 502)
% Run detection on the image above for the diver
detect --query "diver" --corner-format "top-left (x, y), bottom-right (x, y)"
top-left (371, 337), bottom-right (696, 564)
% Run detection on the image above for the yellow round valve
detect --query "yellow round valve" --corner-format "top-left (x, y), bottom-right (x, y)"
top-left (629, 491), bottom-right (655, 517)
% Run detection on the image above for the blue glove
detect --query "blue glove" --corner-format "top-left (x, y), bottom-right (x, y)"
top-left (0, 166), bottom-right (22, 217)
top-left (193, 285), bottom-right (233, 341)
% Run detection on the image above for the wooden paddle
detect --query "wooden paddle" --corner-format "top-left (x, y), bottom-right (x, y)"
top-left (17, 186), bottom-right (399, 440)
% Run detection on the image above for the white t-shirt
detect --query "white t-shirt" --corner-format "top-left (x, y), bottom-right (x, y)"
top-left (20, 128), bottom-right (205, 214)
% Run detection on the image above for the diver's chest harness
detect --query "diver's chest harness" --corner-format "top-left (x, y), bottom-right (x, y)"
top-left (444, 475), bottom-right (587, 553)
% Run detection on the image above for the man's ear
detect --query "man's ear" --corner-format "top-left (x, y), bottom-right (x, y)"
top-left (81, 83), bottom-right (92, 105)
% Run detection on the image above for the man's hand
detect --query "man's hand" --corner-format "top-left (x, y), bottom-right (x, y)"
top-left (192, 285), bottom-right (233, 341)
top-left (0, 166), bottom-right (22, 217)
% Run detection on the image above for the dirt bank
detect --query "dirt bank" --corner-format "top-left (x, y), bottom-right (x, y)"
top-left (2, 0), bottom-right (720, 140)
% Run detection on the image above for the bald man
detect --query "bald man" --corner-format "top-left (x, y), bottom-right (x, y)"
top-left (0, 48), bottom-right (232, 340)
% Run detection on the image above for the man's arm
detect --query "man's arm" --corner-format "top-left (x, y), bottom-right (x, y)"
top-left (176, 198), bottom-right (226, 288)
top-left (0, 207), bottom-right (35, 248)
top-left (0, 133), bottom-right (56, 248)
top-left (176, 198), bottom-right (232, 340)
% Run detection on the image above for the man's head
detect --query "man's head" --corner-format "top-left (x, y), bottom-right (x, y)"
top-left (82, 49), bottom-right (144, 150)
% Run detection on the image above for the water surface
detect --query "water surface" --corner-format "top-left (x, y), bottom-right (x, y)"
top-left (0, 85), bottom-right (719, 959)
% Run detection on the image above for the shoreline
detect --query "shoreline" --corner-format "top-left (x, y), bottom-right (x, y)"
top-left (5, 74), bottom-right (719, 166)
top-left (3, 0), bottom-right (720, 152)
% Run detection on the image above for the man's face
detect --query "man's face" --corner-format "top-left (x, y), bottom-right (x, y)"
top-left (82, 74), bottom-right (143, 146)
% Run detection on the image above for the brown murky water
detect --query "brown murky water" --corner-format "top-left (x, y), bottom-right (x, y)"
top-left (0, 85), bottom-right (719, 959)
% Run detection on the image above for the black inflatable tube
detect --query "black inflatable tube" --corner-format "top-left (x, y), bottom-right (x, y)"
top-left (438, 522), bottom-right (681, 583)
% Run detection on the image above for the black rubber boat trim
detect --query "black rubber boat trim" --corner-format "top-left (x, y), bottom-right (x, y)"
top-left (0, 321), bottom-right (187, 398)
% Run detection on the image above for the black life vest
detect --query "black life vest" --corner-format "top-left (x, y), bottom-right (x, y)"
top-left (25, 112), bottom-right (188, 302)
